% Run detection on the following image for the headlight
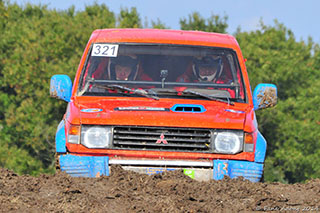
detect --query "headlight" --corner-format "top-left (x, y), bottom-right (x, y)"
top-left (81, 126), bottom-right (112, 148)
top-left (213, 131), bottom-right (243, 154)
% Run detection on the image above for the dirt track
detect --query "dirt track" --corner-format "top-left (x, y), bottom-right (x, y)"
top-left (0, 166), bottom-right (319, 212)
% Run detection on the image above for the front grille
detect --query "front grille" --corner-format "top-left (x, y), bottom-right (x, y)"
top-left (113, 126), bottom-right (212, 152)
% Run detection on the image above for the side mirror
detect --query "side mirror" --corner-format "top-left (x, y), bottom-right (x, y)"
top-left (50, 75), bottom-right (72, 102)
top-left (253, 83), bottom-right (277, 110)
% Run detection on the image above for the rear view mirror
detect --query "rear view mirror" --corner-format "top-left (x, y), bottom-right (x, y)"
top-left (50, 75), bottom-right (72, 102)
top-left (253, 83), bottom-right (277, 110)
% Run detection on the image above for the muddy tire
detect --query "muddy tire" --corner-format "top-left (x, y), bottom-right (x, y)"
top-left (55, 154), bottom-right (61, 171)
top-left (260, 172), bottom-right (265, 182)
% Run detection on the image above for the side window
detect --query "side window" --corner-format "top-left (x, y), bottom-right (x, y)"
top-left (82, 57), bottom-right (109, 82)
top-left (226, 54), bottom-right (245, 99)
top-left (90, 57), bottom-right (109, 79)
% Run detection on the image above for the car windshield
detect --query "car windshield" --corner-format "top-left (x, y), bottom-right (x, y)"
top-left (78, 43), bottom-right (246, 103)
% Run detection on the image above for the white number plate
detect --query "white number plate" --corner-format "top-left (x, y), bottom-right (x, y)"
top-left (91, 44), bottom-right (119, 57)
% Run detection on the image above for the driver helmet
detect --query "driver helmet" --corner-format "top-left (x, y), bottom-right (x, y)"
top-left (193, 56), bottom-right (223, 82)
top-left (108, 55), bottom-right (139, 80)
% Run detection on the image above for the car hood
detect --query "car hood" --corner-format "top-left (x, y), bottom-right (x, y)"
top-left (73, 97), bottom-right (248, 130)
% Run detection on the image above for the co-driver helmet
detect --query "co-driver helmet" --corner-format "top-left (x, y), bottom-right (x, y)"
top-left (108, 55), bottom-right (139, 80)
top-left (192, 56), bottom-right (223, 82)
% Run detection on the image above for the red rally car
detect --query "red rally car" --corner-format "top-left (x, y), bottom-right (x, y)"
top-left (50, 29), bottom-right (277, 182)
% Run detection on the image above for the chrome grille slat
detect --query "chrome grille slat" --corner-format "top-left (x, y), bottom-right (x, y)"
top-left (114, 136), bottom-right (210, 143)
top-left (113, 141), bottom-right (208, 149)
top-left (114, 130), bottom-right (210, 137)
top-left (113, 126), bottom-right (212, 152)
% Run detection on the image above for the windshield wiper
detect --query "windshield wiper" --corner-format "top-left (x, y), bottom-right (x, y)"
top-left (182, 89), bottom-right (234, 105)
top-left (93, 84), bottom-right (159, 100)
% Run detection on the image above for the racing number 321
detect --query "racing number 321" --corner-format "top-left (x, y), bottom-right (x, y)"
top-left (92, 44), bottom-right (119, 57)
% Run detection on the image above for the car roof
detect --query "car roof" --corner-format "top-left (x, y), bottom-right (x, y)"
top-left (89, 28), bottom-right (239, 50)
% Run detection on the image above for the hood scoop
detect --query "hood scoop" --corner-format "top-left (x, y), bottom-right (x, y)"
top-left (171, 104), bottom-right (206, 113)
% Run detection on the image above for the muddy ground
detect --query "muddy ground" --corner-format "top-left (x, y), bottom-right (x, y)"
top-left (0, 166), bottom-right (319, 212)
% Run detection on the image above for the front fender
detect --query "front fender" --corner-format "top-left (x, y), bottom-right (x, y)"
top-left (255, 131), bottom-right (267, 163)
top-left (55, 120), bottom-right (67, 153)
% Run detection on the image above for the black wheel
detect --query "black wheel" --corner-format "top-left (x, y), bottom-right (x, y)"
top-left (55, 154), bottom-right (61, 171)
top-left (260, 171), bottom-right (265, 182)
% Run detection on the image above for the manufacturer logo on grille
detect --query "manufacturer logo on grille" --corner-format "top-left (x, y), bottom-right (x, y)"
top-left (156, 133), bottom-right (168, 144)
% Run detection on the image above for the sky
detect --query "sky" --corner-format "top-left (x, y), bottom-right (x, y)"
top-left (12, 0), bottom-right (320, 43)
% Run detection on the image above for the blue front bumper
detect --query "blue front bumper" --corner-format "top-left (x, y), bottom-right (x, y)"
top-left (59, 154), bottom-right (263, 182)
top-left (213, 159), bottom-right (263, 182)
top-left (59, 155), bottom-right (110, 177)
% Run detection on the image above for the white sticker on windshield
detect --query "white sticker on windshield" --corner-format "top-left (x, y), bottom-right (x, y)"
top-left (91, 44), bottom-right (119, 57)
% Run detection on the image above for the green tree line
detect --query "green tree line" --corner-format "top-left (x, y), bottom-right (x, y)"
top-left (1, 1), bottom-right (319, 183)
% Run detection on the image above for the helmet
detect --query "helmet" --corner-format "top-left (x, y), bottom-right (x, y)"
top-left (108, 55), bottom-right (139, 80)
top-left (193, 56), bottom-right (223, 82)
